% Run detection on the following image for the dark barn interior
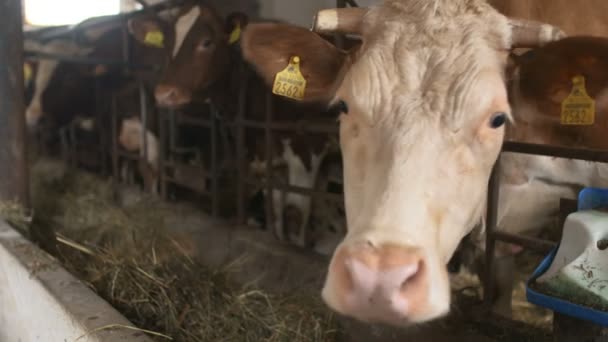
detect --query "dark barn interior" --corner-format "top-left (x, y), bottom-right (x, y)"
top-left (2, 0), bottom-right (608, 341)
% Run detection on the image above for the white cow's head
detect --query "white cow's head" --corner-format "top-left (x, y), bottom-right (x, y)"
top-left (241, 0), bottom-right (564, 326)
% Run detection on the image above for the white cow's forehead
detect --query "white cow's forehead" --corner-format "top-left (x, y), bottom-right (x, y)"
top-left (338, 1), bottom-right (510, 124)
top-left (173, 5), bottom-right (201, 58)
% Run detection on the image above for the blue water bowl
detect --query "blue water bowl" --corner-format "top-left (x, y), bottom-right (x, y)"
top-left (526, 248), bottom-right (608, 327)
top-left (525, 187), bottom-right (608, 326)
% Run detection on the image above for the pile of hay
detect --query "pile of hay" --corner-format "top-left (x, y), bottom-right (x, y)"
top-left (5, 158), bottom-right (340, 342)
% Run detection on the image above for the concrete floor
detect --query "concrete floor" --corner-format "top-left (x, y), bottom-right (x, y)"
top-left (149, 198), bottom-right (551, 342)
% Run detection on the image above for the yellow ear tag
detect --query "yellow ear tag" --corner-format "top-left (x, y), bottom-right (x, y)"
top-left (229, 23), bottom-right (241, 45)
top-left (272, 56), bottom-right (306, 101)
top-left (144, 30), bottom-right (164, 48)
top-left (23, 63), bottom-right (32, 84)
top-left (561, 75), bottom-right (595, 125)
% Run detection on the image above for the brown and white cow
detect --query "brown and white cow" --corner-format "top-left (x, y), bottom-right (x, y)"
top-left (463, 1), bottom-right (608, 317)
top-left (240, 0), bottom-right (563, 325)
top-left (25, 12), bottom-right (172, 192)
top-left (128, 2), bottom-right (346, 249)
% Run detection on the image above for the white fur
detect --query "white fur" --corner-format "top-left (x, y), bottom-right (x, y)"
top-left (173, 6), bottom-right (201, 58)
top-left (321, 0), bottom-right (519, 324)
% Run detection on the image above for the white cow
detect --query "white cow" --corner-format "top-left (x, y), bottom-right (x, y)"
top-left (240, 0), bottom-right (563, 326)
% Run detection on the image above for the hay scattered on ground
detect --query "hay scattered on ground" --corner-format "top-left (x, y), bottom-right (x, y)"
top-left (11, 158), bottom-right (340, 342)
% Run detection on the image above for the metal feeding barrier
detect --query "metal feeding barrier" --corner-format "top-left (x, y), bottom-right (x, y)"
top-left (483, 142), bottom-right (608, 305)
top-left (233, 61), bottom-right (343, 240)
top-left (23, 0), bottom-right (226, 216)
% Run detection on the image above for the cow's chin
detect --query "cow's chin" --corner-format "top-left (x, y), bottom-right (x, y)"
top-left (321, 241), bottom-right (451, 326)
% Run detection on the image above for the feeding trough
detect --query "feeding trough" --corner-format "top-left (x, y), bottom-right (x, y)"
top-left (527, 187), bottom-right (608, 327)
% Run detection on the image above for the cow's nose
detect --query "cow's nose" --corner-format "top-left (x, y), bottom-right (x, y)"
top-left (154, 85), bottom-right (191, 108)
top-left (323, 243), bottom-right (428, 324)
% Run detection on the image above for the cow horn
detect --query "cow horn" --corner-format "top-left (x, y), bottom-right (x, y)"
top-left (312, 8), bottom-right (368, 35)
top-left (509, 18), bottom-right (566, 48)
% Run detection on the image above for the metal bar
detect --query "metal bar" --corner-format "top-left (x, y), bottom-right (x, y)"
top-left (68, 123), bottom-right (77, 167)
top-left (503, 141), bottom-right (608, 163)
top-left (117, 150), bottom-right (140, 159)
top-left (236, 61), bottom-right (248, 225)
top-left (139, 82), bottom-right (148, 175)
top-left (95, 80), bottom-right (108, 175)
top-left (483, 159), bottom-right (501, 307)
top-left (265, 91), bottom-right (275, 236)
top-left (111, 94), bottom-right (119, 184)
top-left (492, 231), bottom-right (557, 254)
top-left (176, 113), bottom-right (212, 127)
top-left (23, 51), bottom-right (159, 71)
top-left (162, 176), bottom-right (212, 196)
top-left (159, 111), bottom-right (168, 200)
top-left (169, 109), bottom-right (177, 157)
top-left (237, 118), bottom-right (338, 134)
top-left (244, 179), bottom-right (344, 203)
top-left (121, 22), bottom-right (132, 74)
top-left (334, 0), bottom-right (347, 49)
top-left (210, 103), bottom-right (219, 217)
top-left (0, 0), bottom-right (30, 208)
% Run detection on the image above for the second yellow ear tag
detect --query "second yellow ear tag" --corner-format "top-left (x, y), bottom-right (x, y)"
top-left (561, 75), bottom-right (595, 125)
top-left (144, 30), bottom-right (164, 48)
top-left (23, 63), bottom-right (32, 84)
top-left (272, 56), bottom-right (306, 101)
top-left (229, 24), bottom-right (241, 45)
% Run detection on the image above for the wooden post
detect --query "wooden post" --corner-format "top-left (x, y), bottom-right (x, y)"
top-left (0, 0), bottom-right (29, 208)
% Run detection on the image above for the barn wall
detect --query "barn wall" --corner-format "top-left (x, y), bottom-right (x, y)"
top-left (0, 221), bottom-right (152, 342)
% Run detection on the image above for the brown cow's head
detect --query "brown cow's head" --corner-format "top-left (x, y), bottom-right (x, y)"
top-left (128, 3), bottom-right (246, 108)
top-left (241, 0), bottom-right (564, 326)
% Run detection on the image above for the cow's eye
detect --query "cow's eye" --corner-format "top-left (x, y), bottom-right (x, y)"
top-left (489, 112), bottom-right (507, 129)
top-left (198, 39), bottom-right (213, 50)
top-left (334, 100), bottom-right (349, 114)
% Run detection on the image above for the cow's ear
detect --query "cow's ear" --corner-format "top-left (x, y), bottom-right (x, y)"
top-left (128, 17), bottom-right (166, 49)
top-left (226, 12), bottom-right (249, 44)
top-left (241, 23), bottom-right (349, 103)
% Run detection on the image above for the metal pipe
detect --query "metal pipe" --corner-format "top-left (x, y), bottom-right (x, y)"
top-left (236, 118), bottom-right (338, 134)
top-left (210, 102), bottom-right (219, 217)
top-left (24, 51), bottom-right (159, 71)
top-left (0, 0), bottom-right (30, 207)
top-left (244, 179), bottom-right (344, 203)
top-left (111, 94), bottom-right (119, 184)
top-left (139, 82), bottom-right (148, 173)
top-left (492, 231), bottom-right (557, 254)
top-left (169, 109), bottom-right (177, 159)
top-left (483, 159), bottom-right (501, 307)
top-left (236, 61), bottom-right (248, 225)
top-left (503, 141), bottom-right (608, 163)
top-left (176, 114), bottom-right (213, 127)
top-left (159, 111), bottom-right (168, 200)
top-left (265, 91), bottom-right (275, 237)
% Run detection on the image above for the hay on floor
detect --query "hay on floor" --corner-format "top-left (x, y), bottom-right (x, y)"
top-left (2, 158), bottom-right (340, 342)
